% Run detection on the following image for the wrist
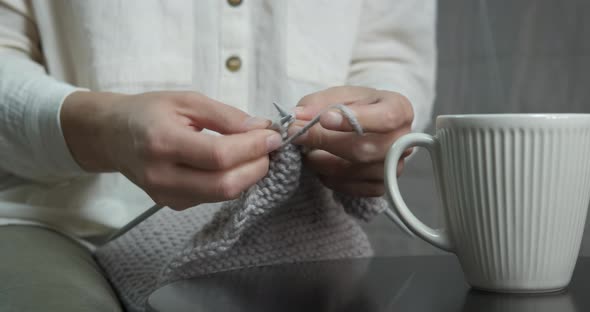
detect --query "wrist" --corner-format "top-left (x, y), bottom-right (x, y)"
top-left (60, 90), bottom-right (124, 172)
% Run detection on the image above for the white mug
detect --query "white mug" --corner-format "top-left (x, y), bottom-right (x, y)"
top-left (385, 114), bottom-right (590, 293)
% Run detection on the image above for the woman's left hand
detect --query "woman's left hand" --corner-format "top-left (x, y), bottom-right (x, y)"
top-left (290, 86), bottom-right (414, 197)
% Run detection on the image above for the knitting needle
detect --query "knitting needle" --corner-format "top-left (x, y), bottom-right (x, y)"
top-left (268, 102), bottom-right (294, 132)
top-left (105, 203), bottom-right (164, 243)
top-left (279, 101), bottom-right (413, 237)
top-left (272, 101), bottom-right (291, 119)
top-left (280, 103), bottom-right (363, 148)
top-left (104, 105), bottom-right (290, 245)
top-left (105, 103), bottom-right (291, 244)
top-left (104, 103), bottom-right (409, 244)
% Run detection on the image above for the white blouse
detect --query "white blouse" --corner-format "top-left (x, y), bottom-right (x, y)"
top-left (0, 0), bottom-right (436, 237)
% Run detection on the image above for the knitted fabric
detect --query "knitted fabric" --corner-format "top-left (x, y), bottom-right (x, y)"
top-left (95, 105), bottom-right (388, 311)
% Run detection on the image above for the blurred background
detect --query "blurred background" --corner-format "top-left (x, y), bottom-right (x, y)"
top-left (364, 0), bottom-right (590, 256)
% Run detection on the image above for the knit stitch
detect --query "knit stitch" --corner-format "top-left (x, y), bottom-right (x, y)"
top-left (95, 104), bottom-right (387, 311)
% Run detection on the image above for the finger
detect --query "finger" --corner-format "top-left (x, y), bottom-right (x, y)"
top-left (319, 177), bottom-right (385, 197)
top-left (172, 128), bottom-right (282, 170)
top-left (402, 148), bottom-right (413, 158)
top-left (172, 92), bottom-right (271, 134)
top-left (397, 159), bottom-right (405, 177)
top-left (288, 120), bottom-right (403, 163)
top-left (295, 86), bottom-right (378, 120)
top-left (318, 96), bottom-right (414, 133)
top-left (303, 150), bottom-right (385, 181)
top-left (147, 156), bottom-right (270, 209)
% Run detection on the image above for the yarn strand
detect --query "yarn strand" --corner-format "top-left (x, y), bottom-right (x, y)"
top-left (279, 103), bottom-right (364, 148)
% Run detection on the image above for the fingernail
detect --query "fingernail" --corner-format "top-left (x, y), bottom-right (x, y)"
top-left (294, 107), bottom-right (305, 117)
top-left (266, 133), bottom-right (283, 152)
top-left (288, 126), bottom-right (309, 144)
top-left (323, 111), bottom-right (343, 128)
top-left (243, 117), bottom-right (271, 130)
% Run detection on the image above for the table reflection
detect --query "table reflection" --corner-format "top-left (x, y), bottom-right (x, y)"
top-left (462, 290), bottom-right (578, 312)
top-left (148, 257), bottom-right (590, 312)
top-left (148, 257), bottom-right (413, 312)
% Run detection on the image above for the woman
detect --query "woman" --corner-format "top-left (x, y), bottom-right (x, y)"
top-left (0, 0), bottom-right (436, 310)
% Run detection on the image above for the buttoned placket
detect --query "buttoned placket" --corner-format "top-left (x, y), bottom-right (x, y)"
top-left (218, 0), bottom-right (250, 113)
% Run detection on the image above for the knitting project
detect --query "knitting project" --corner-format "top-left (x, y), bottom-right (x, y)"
top-left (95, 104), bottom-right (388, 312)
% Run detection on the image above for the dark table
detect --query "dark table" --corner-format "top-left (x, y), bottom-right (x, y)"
top-left (147, 256), bottom-right (590, 312)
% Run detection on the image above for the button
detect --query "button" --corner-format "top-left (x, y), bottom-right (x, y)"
top-left (225, 56), bottom-right (242, 72)
top-left (228, 0), bottom-right (242, 7)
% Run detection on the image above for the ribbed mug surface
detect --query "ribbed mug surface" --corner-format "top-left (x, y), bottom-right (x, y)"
top-left (386, 114), bottom-right (590, 292)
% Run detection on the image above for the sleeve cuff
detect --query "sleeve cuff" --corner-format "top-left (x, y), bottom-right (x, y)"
top-left (25, 80), bottom-right (88, 180)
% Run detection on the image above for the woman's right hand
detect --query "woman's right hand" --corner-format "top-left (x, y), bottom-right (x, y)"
top-left (61, 91), bottom-right (282, 210)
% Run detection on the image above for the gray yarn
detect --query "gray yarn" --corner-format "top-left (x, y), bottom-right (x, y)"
top-left (281, 103), bottom-right (363, 147)
top-left (95, 104), bottom-right (387, 311)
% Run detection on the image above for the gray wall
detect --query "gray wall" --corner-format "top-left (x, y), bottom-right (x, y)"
top-left (365, 0), bottom-right (590, 256)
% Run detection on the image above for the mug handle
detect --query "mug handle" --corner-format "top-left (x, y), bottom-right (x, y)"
top-left (384, 133), bottom-right (454, 252)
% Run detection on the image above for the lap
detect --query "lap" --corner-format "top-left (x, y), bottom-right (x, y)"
top-left (0, 225), bottom-right (122, 312)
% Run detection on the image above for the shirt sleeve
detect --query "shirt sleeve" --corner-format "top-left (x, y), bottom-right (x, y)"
top-left (0, 0), bottom-right (86, 183)
top-left (347, 0), bottom-right (437, 132)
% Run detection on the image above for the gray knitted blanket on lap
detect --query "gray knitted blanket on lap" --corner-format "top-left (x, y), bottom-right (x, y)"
top-left (95, 106), bottom-right (387, 312)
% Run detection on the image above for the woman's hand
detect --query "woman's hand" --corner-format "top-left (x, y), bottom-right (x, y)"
top-left (290, 86), bottom-right (413, 197)
top-left (61, 91), bottom-right (282, 210)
